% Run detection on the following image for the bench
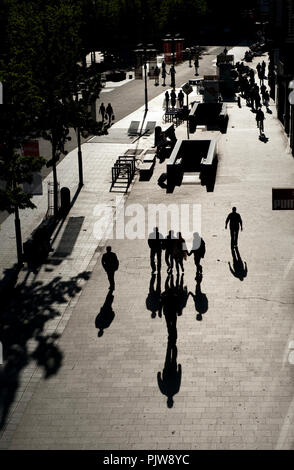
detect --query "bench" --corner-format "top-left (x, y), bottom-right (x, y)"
top-left (166, 139), bottom-right (218, 191)
top-left (139, 150), bottom-right (156, 180)
top-left (188, 102), bottom-right (228, 133)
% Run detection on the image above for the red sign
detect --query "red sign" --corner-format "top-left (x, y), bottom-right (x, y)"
top-left (22, 141), bottom-right (39, 157)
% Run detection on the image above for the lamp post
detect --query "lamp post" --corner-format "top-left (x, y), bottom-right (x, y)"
top-left (75, 92), bottom-right (83, 188)
top-left (135, 43), bottom-right (156, 113)
top-left (289, 79), bottom-right (294, 155)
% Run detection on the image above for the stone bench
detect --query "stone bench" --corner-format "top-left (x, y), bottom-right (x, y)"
top-left (189, 102), bottom-right (228, 133)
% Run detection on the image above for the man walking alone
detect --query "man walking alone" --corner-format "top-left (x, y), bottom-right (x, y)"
top-left (225, 207), bottom-right (243, 248)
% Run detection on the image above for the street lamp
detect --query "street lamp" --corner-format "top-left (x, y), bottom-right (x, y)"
top-left (134, 43), bottom-right (157, 113)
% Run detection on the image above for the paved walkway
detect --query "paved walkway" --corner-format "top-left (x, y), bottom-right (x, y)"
top-left (1, 47), bottom-right (294, 450)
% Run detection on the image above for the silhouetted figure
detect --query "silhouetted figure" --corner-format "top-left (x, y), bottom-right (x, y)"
top-left (178, 89), bottom-right (184, 108)
top-left (157, 342), bottom-right (181, 408)
top-left (223, 46), bottom-right (228, 55)
top-left (146, 273), bottom-right (161, 318)
top-left (263, 90), bottom-right (270, 111)
top-left (256, 107), bottom-right (265, 135)
top-left (165, 90), bottom-right (169, 111)
top-left (161, 60), bottom-right (167, 86)
top-left (170, 65), bottom-right (176, 88)
top-left (229, 246), bottom-right (248, 281)
top-left (173, 232), bottom-right (187, 274)
top-left (194, 58), bottom-right (199, 76)
top-left (225, 207), bottom-right (243, 248)
top-left (154, 65), bottom-right (160, 86)
top-left (101, 246), bottom-right (119, 290)
top-left (189, 232), bottom-right (206, 278)
top-left (261, 60), bottom-right (266, 77)
top-left (99, 102), bottom-right (106, 122)
top-left (148, 227), bottom-right (163, 273)
top-left (189, 270), bottom-right (208, 321)
top-left (170, 89), bottom-right (176, 108)
top-left (164, 230), bottom-right (177, 273)
top-left (106, 103), bottom-right (114, 125)
top-left (95, 291), bottom-right (115, 336)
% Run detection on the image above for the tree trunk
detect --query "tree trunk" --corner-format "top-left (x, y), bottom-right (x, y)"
top-left (52, 139), bottom-right (59, 218)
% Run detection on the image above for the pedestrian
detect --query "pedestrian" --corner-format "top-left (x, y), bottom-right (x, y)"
top-left (177, 89), bottom-right (184, 108)
top-left (164, 230), bottom-right (176, 273)
top-left (258, 68), bottom-right (264, 85)
top-left (194, 57), bottom-right (199, 76)
top-left (256, 62), bottom-right (261, 74)
top-left (261, 60), bottom-right (266, 76)
top-left (256, 107), bottom-right (265, 135)
top-left (106, 103), bottom-right (114, 125)
top-left (173, 232), bottom-right (187, 274)
top-left (263, 90), bottom-right (270, 111)
top-left (223, 46), bottom-right (228, 55)
top-left (154, 65), bottom-right (160, 86)
top-left (165, 90), bottom-right (169, 111)
top-left (99, 102), bottom-right (106, 122)
top-left (225, 207), bottom-right (243, 248)
top-left (161, 60), bottom-right (167, 86)
top-left (170, 89), bottom-right (176, 108)
top-left (260, 84), bottom-right (266, 100)
top-left (148, 227), bottom-right (163, 274)
top-left (170, 65), bottom-right (176, 88)
top-left (101, 246), bottom-right (119, 291)
top-left (189, 232), bottom-right (206, 279)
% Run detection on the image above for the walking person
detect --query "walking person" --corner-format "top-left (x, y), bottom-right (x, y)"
top-left (165, 90), bottom-right (169, 111)
top-left (148, 227), bottom-right (163, 274)
top-left (170, 89), bottom-right (176, 109)
top-left (99, 102), bottom-right (106, 122)
top-left (106, 103), bottom-right (114, 125)
top-left (154, 65), bottom-right (160, 86)
top-left (101, 246), bottom-right (119, 291)
top-left (256, 107), bottom-right (265, 135)
top-left (170, 65), bottom-right (176, 88)
top-left (164, 230), bottom-right (176, 273)
top-left (177, 89), bottom-right (184, 108)
top-left (263, 90), bottom-right (270, 111)
top-left (161, 61), bottom-right (167, 86)
top-left (194, 57), bottom-right (199, 76)
top-left (189, 232), bottom-right (206, 279)
top-left (225, 207), bottom-right (243, 248)
top-left (173, 232), bottom-right (187, 274)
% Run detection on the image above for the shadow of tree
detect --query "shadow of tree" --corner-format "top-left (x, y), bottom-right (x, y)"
top-left (0, 271), bottom-right (91, 430)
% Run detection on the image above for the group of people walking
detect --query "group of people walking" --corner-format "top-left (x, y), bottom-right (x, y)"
top-left (99, 102), bottom-right (114, 126)
top-left (237, 58), bottom-right (269, 136)
top-left (164, 89), bottom-right (185, 111)
top-left (148, 227), bottom-right (205, 278)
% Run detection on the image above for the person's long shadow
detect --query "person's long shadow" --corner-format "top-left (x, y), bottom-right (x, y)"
top-left (228, 246), bottom-right (248, 281)
top-left (0, 270), bottom-right (91, 430)
top-left (189, 270), bottom-right (208, 321)
top-left (146, 273), bottom-right (161, 319)
top-left (175, 273), bottom-right (188, 316)
top-left (95, 290), bottom-right (115, 337)
top-left (157, 341), bottom-right (182, 408)
top-left (157, 274), bottom-right (182, 408)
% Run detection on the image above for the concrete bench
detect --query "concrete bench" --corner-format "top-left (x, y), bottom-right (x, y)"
top-left (189, 102), bottom-right (228, 133)
top-left (166, 139), bottom-right (218, 191)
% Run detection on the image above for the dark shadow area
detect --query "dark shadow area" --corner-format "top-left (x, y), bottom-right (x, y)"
top-left (95, 290), bottom-right (115, 336)
top-left (47, 216), bottom-right (85, 265)
top-left (228, 246), bottom-right (248, 281)
top-left (205, 156), bottom-right (218, 192)
top-left (0, 264), bottom-right (21, 306)
top-left (146, 273), bottom-right (161, 319)
top-left (0, 270), bottom-right (91, 430)
top-left (174, 273), bottom-right (188, 316)
top-left (189, 269), bottom-right (208, 321)
top-left (259, 133), bottom-right (269, 143)
top-left (157, 342), bottom-right (181, 409)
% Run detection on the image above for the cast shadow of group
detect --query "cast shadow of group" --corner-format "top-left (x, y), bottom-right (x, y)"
top-left (147, 269), bottom-right (208, 408)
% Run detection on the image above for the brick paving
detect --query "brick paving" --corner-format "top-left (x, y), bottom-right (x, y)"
top-left (1, 47), bottom-right (294, 450)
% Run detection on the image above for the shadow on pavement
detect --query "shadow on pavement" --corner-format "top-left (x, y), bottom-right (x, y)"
top-left (95, 290), bottom-right (115, 337)
top-left (189, 269), bottom-right (208, 321)
top-left (228, 246), bottom-right (248, 281)
top-left (0, 270), bottom-right (91, 431)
